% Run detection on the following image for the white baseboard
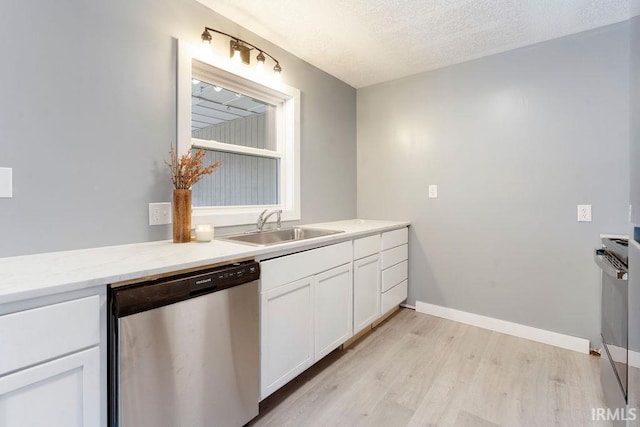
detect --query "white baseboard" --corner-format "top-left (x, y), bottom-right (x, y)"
top-left (415, 301), bottom-right (590, 354)
top-left (629, 349), bottom-right (640, 369)
top-left (603, 344), bottom-right (640, 369)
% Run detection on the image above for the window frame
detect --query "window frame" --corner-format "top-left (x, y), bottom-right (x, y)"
top-left (177, 40), bottom-right (300, 227)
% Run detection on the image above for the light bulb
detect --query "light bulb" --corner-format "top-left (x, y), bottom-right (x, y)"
top-left (256, 51), bottom-right (266, 76)
top-left (273, 63), bottom-right (282, 83)
top-left (192, 79), bottom-right (201, 85)
top-left (232, 42), bottom-right (242, 65)
top-left (198, 43), bottom-right (211, 58)
top-left (213, 86), bottom-right (222, 92)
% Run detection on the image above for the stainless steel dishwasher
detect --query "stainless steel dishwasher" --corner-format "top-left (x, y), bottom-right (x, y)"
top-left (108, 260), bottom-right (260, 427)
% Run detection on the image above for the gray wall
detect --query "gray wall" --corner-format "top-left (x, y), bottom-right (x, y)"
top-left (0, 0), bottom-right (356, 257)
top-left (357, 23), bottom-right (630, 344)
top-left (632, 15), bottom-right (640, 224)
top-left (627, 2), bottom-right (640, 410)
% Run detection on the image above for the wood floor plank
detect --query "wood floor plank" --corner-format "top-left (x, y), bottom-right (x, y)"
top-left (250, 309), bottom-right (610, 427)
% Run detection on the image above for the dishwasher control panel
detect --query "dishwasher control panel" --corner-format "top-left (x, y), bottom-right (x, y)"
top-left (191, 261), bottom-right (260, 293)
top-left (110, 260), bottom-right (260, 318)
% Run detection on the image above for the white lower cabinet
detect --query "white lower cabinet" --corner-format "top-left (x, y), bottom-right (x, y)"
top-left (260, 277), bottom-right (314, 399)
top-left (260, 241), bottom-right (353, 400)
top-left (380, 228), bottom-right (409, 315)
top-left (260, 228), bottom-right (409, 400)
top-left (315, 264), bottom-right (353, 360)
top-left (0, 292), bottom-right (103, 427)
top-left (0, 347), bottom-right (100, 427)
top-left (353, 254), bottom-right (380, 334)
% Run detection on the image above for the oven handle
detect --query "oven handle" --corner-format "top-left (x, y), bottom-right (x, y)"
top-left (595, 249), bottom-right (628, 280)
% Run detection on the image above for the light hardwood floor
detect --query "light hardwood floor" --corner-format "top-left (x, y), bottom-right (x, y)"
top-left (250, 308), bottom-right (611, 426)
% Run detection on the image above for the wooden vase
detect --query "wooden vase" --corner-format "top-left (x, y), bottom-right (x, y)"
top-left (173, 189), bottom-right (192, 243)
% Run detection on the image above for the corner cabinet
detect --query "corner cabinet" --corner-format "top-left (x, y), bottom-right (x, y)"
top-left (0, 290), bottom-right (104, 427)
top-left (260, 241), bottom-right (353, 400)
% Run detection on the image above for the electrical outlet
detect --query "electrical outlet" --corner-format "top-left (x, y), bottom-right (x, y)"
top-left (149, 202), bottom-right (172, 225)
top-left (577, 204), bottom-right (592, 222)
top-left (428, 185), bottom-right (438, 199)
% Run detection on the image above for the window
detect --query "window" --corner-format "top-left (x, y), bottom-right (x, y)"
top-left (177, 41), bottom-right (300, 227)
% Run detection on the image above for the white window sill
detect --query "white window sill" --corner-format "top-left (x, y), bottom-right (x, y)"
top-left (192, 206), bottom-right (300, 228)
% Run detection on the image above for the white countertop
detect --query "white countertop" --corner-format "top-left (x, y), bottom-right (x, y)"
top-left (0, 219), bottom-right (409, 304)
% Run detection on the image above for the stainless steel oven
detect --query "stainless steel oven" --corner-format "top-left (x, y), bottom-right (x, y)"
top-left (595, 237), bottom-right (629, 410)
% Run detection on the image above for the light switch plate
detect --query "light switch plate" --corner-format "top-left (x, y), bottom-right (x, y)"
top-left (577, 204), bottom-right (592, 222)
top-left (0, 167), bottom-right (12, 198)
top-left (428, 185), bottom-right (438, 199)
top-left (149, 202), bottom-right (172, 225)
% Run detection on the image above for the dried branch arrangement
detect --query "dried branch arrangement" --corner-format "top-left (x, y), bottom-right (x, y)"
top-left (165, 145), bottom-right (222, 189)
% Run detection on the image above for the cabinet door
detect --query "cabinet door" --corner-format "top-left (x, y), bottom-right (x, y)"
top-left (314, 264), bottom-right (353, 360)
top-left (0, 347), bottom-right (100, 427)
top-left (353, 254), bottom-right (381, 334)
top-left (261, 277), bottom-right (314, 400)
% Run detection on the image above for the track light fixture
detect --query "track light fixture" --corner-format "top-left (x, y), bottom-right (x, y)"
top-left (201, 27), bottom-right (282, 78)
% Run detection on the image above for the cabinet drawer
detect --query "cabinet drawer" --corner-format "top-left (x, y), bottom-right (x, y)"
top-left (381, 260), bottom-right (408, 293)
top-left (0, 295), bottom-right (100, 375)
top-left (381, 280), bottom-right (408, 315)
top-left (381, 244), bottom-right (408, 270)
top-left (353, 235), bottom-right (380, 260)
top-left (381, 228), bottom-right (408, 251)
top-left (261, 241), bottom-right (352, 292)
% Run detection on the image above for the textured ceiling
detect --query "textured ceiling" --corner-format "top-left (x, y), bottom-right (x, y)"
top-left (197, 0), bottom-right (634, 88)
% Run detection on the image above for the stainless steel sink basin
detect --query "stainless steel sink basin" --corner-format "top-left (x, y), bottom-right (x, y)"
top-left (218, 227), bottom-right (344, 246)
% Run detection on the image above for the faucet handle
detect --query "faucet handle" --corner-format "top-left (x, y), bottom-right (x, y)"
top-left (257, 208), bottom-right (268, 230)
top-left (276, 210), bottom-right (282, 229)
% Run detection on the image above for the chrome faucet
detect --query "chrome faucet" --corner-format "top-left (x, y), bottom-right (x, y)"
top-left (257, 209), bottom-right (282, 231)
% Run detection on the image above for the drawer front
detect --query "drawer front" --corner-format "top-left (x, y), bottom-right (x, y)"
top-left (353, 235), bottom-right (380, 260)
top-left (0, 295), bottom-right (100, 375)
top-left (381, 227), bottom-right (408, 251)
top-left (261, 241), bottom-right (352, 292)
top-left (381, 260), bottom-right (408, 293)
top-left (381, 244), bottom-right (408, 270)
top-left (381, 280), bottom-right (408, 314)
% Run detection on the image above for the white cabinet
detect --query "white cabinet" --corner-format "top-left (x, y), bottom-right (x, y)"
top-left (259, 228), bottom-right (409, 400)
top-left (260, 241), bottom-right (352, 400)
top-left (353, 234), bottom-right (381, 334)
top-left (315, 264), bottom-right (353, 360)
top-left (0, 293), bottom-right (103, 427)
top-left (353, 254), bottom-right (380, 334)
top-left (0, 347), bottom-right (100, 427)
top-left (380, 228), bottom-right (409, 315)
top-left (260, 277), bottom-right (314, 399)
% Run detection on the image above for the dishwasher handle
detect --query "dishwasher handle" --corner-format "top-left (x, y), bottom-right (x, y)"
top-left (595, 249), bottom-right (628, 281)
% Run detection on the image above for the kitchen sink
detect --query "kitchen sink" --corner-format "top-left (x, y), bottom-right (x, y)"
top-left (218, 227), bottom-right (344, 246)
